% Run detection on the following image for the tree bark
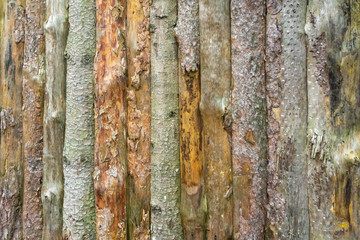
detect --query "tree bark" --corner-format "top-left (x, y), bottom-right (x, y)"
top-left (41, 0), bottom-right (67, 238)
top-left (175, 0), bottom-right (205, 239)
top-left (231, 1), bottom-right (267, 239)
top-left (305, 0), bottom-right (360, 239)
top-left (150, 0), bottom-right (183, 238)
top-left (0, 0), bottom-right (25, 238)
top-left (126, 0), bottom-right (151, 239)
top-left (62, 0), bottom-right (96, 238)
top-left (199, 0), bottom-right (233, 239)
top-left (265, 0), bottom-right (309, 239)
top-left (22, 0), bottom-right (45, 238)
top-left (93, 0), bottom-right (127, 238)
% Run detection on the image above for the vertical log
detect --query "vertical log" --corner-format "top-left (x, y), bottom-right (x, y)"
top-left (231, 1), bottom-right (267, 239)
top-left (126, 0), bottom-right (151, 239)
top-left (42, 0), bottom-right (67, 238)
top-left (0, 0), bottom-right (25, 238)
top-left (305, 0), bottom-right (349, 238)
top-left (199, 0), bottom-right (233, 239)
top-left (22, 0), bottom-right (45, 238)
top-left (265, 0), bottom-right (309, 239)
top-left (62, 0), bottom-right (96, 238)
top-left (93, 0), bottom-right (127, 238)
top-left (150, 0), bottom-right (183, 238)
top-left (305, 0), bottom-right (360, 239)
top-left (175, 0), bottom-right (205, 239)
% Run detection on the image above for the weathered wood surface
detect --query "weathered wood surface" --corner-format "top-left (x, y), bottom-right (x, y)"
top-left (94, 0), bottom-right (127, 238)
top-left (42, 0), bottom-right (68, 238)
top-left (265, 0), bottom-right (309, 239)
top-left (175, 0), bottom-right (205, 239)
top-left (126, 0), bottom-right (151, 239)
top-left (0, 0), bottom-right (25, 238)
top-left (199, 0), bottom-right (233, 238)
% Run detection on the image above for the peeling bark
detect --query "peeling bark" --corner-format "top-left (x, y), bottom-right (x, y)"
top-left (62, 0), bottom-right (96, 238)
top-left (94, 0), bottom-right (127, 238)
top-left (199, 0), bottom-right (233, 239)
top-left (175, 0), bottom-right (205, 239)
top-left (265, 0), bottom-right (309, 239)
top-left (22, 0), bottom-right (45, 238)
top-left (126, 0), bottom-right (151, 239)
top-left (0, 0), bottom-right (25, 238)
top-left (150, 0), bottom-right (183, 239)
top-left (41, 0), bottom-right (68, 238)
top-left (231, 1), bottom-right (267, 239)
top-left (305, 0), bottom-right (360, 239)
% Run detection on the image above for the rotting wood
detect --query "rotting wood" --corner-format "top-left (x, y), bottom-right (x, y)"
top-left (126, 0), bottom-right (151, 239)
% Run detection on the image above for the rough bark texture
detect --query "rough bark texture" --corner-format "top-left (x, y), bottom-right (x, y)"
top-left (22, 0), bottom-right (45, 238)
top-left (126, 0), bottom-right (151, 239)
top-left (199, 0), bottom-right (233, 239)
top-left (175, 0), bottom-right (205, 239)
top-left (305, 0), bottom-right (360, 239)
top-left (93, 0), bottom-right (127, 238)
top-left (62, 0), bottom-right (96, 238)
top-left (231, 1), bottom-right (267, 239)
top-left (0, 0), bottom-right (25, 238)
top-left (41, 0), bottom-right (67, 238)
top-left (265, 0), bottom-right (309, 239)
top-left (150, 0), bottom-right (183, 239)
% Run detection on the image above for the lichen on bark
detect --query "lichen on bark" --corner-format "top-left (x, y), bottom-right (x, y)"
top-left (150, 0), bottom-right (183, 239)
top-left (62, 0), bottom-right (96, 238)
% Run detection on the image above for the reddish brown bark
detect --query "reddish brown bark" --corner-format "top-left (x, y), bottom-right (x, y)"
top-left (231, 1), bottom-right (267, 239)
top-left (94, 0), bottom-right (127, 238)
top-left (21, 0), bottom-right (45, 238)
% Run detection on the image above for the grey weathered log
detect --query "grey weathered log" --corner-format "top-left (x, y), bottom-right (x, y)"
top-left (265, 0), bottom-right (309, 239)
top-left (42, 0), bottom-right (68, 238)
top-left (62, 0), bottom-right (96, 238)
top-left (150, 0), bottom-right (183, 238)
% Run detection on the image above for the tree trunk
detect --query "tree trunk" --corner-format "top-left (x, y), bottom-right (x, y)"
top-left (199, 0), bottom-right (233, 239)
top-left (306, 0), bottom-right (360, 239)
top-left (265, 0), bottom-right (309, 239)
top-left (93, 0), bottom-right (127, 238)
top-left (175, 0), bottom-right (205, 239)
top-left (231, 1), bottom-right (267, 239)
top-left (62, 0), bottom-right (96, 238)
top-left (22, 0), bottom-right (45, 238)
top-left (0, 0), bottom-right (25, 238)
top-left (150, 0), bottom-right (183, 238)
top-left (126, 0), bottom-right (151, 239)
top-left (41, 0), bottom-right (67, 238)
